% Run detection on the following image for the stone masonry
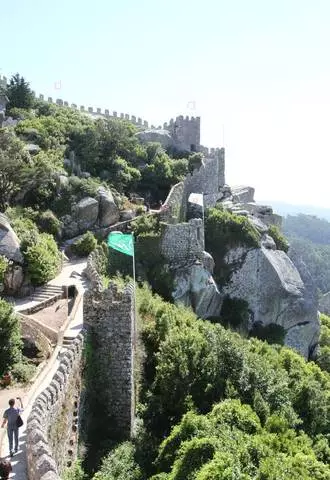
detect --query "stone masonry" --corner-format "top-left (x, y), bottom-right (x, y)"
top-left (26, 334), bottom-right (84, 480)
top-left (83, 282), bottom-right (136, 440)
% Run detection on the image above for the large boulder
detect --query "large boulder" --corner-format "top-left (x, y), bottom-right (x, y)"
top-left (4, 264), bottom-right (24, 295)
top-left (97, 187), bottom-right (120, 227)
top-left (0, 213), bottom-right (23, 264)
top-left (222, 245), bottom-right (320, 358)
top-left (136, 129), bottom-right (174, 149)
top-left (231, 185), bottom-right (255, 203)
top-left (74, 197), bottom-right (99, 231)
top-left (173, 257), bottom-right (222, 319)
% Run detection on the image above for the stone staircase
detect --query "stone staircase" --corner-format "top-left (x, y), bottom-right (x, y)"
top-left (31, 284), bottom-right (63, 303)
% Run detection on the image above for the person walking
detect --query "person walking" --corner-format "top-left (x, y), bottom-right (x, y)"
top-left (1, 397), bottom-right (23, 457)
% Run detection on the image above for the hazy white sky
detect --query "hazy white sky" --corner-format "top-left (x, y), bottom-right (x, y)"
top-left (2, 0), bottom-right (330, 206)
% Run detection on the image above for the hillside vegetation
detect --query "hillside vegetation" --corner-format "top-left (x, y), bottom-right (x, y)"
top-left (283, 214), bottom-right (330, 293)
top-left (89, 286), bottom-right (330, 479)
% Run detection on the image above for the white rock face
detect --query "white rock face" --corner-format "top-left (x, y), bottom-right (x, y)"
top-left (75, 197), bottom-right (99, 230)
top-left (97, 187), bottom-right (120, 227)
top-left (0, 213), bottom-right (23, 264)
top-left (223, 246), bottom-right (320, 358)
top-left (173, 261), bottom-right (222, 319)
top-left (136, 129), bottom-right (174, 149)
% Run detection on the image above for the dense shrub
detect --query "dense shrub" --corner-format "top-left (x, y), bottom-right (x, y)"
top-left (37, 210), bottom-right (62, 237)
top-left (250, 323), bottom-right (286, 345)
top-left (11, 361), bottom-right (35, 383)
top-left (63, 460), bottom-right (87, 480)
top-left (93, 442), bottom-right (142, 480)
top-left (0, 299), bottom-right (22, 375)
top-left (72, 232), bottom-right (97, 257)
top-left (24, 233), bottom-right (61, 285)
top-left (268, 224), bottom-right (289, 252)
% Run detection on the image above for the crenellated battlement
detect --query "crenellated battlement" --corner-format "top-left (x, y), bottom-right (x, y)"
top-left (1, 73), bottom-right (220, 153)
top-left (36, 94), bottom-right (150, 127)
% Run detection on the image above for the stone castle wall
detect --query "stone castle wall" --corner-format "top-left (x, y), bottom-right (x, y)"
top-left (83, 282), bottom-right (135, 440)
top-left (160, 218), bottom-right (204, 266)
top-left (159, 181), bottom-right (184, 224)
top-left (26, 334), bottom-right (84, 480)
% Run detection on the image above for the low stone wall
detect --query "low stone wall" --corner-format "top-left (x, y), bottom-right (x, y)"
top-left (26, 334), bottom-right (84, 480)
top-left (20, 292), bottom-right (64, 315)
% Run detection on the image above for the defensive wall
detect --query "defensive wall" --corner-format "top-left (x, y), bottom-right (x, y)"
top-left (83, 280), bottom-right (136, 441)
top-left (160, 218), bottom-right (204, 266)
top-left (26, 334), bottom-right (84, 480)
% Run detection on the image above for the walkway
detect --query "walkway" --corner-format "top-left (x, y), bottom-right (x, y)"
top-left (0, 258), bottom-right (88, 479)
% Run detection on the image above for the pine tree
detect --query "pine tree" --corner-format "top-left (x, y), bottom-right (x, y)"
top-left (6, 73), bottom-right (34, 110)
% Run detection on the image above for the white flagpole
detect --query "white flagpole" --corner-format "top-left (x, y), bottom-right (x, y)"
top-left (132, 235), bottom-right (137, 347)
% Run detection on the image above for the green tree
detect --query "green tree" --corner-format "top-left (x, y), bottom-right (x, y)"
top-left (6, 73), bottom-right (35, 111)
top-left (24, 233), bottom-right (61, 285)
top-left (0, 129), bottom-right (31, 210)
top-left (0, 299), bottom-right (22, 375)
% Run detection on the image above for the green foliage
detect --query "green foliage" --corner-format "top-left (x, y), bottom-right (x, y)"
top-left (220, 296), bottom-right (250, 329)
top-left (36, 210), bottom-right (61, 237)
top-left (268, 224), bottom-right (289, 252)
top-left (0, 299), bottom-right (22, 376)
top-left (23, 233), bottom-right (61, 285)
top-left (250, 323), bottom-right (286, 345)
top-left (316, 314), bottom-right (330, 373)
top-left (0, 255), bottom-right (8, 283)
top-left (72, 231), bottom-right (97, 257)
top-left (63, 460), bottom-right (87, 480)
top-left (93, 442), bottom-right (142, 480)
top-left (205, 207), bottom-right (261, 284)
top-left (188, 153), bottom-right (203, 174)
top-left (0, 128), bottom-right (31, 210)
top-left (6, 73), bottom-right (35, 111)
top-left (11, 360), bottom-right (35, 383)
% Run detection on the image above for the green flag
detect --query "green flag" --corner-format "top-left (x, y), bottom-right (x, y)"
top-left (107, 232), bottom-right (134, 257)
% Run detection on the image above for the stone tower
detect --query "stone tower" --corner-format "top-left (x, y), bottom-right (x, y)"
top-left (165, 115), bottom-right (201, 152)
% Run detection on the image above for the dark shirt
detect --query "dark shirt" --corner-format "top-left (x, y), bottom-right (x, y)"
top-left (3, 407), bottom-right (22, 427)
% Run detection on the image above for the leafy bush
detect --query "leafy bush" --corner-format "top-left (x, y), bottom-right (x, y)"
top-left (0, 255), bottom-right (8, 283)
top-left (93, 442), bottom-right (142, 480)
top-left (205, 207), bottom-right (261, 284)
top-left (250, 322), bottom-right (286, 345)
top-left (72, 232), bottom-right (97, 257)
top-left (24, 233), bottom-right (61, 285)
top-left (63, 460), bottom-right (87, 480)
top-left (11, 361), bottom-right (35, 383)
top-left (268, 224), bottom-right (289, 252)
top-left (219, 296), bottom-right (250, 329)
top-left (37, 210), bottom-right (62, 237)
top-left (0, 299), bottom-right (22, 375)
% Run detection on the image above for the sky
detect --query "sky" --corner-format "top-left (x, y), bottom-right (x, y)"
top-left (2, 0), bottom-right (330, 207)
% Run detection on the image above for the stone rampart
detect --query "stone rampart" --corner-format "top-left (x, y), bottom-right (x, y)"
top-left (159, 182), bottom-right (184, 224)
top-left (36, 94), bottom-right (150, 128)
top-left (26, 334), bottom-right (84, 480)
top-left (160, 218), bottom-right (204, 266)
top-left (85, 250), bottom-right (103, 292)
top-left (83, 282), bottom-right (135, 440)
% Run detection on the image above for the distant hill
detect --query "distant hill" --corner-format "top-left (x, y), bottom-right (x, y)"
top-left (280, 212), bottom-right (330, 293)
top-left (257, 200), bottom-right (330, 222)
